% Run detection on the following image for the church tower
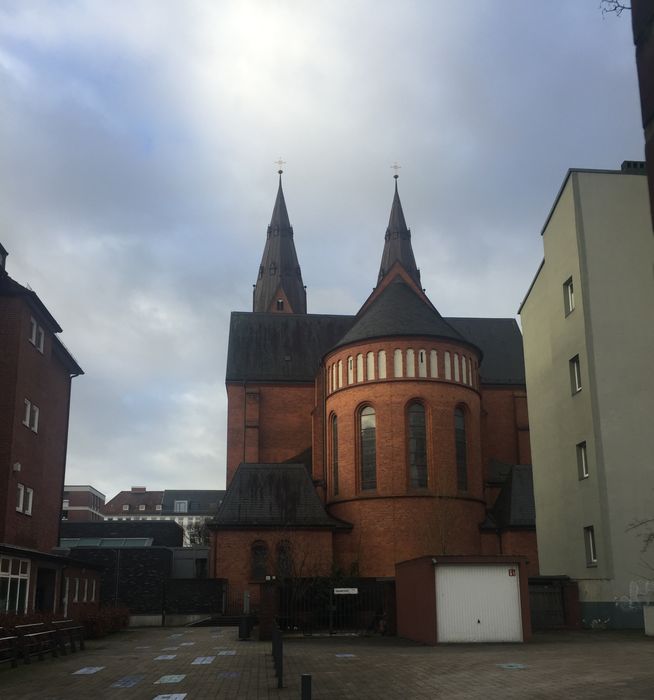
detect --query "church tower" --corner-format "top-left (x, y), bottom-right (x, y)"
top-left (253, 170), bottom-right (307, 314)
top-left (377, 174), bottom-right (421, 288)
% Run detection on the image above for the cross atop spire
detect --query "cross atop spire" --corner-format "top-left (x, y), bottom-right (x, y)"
top-left (377, 174), bottom-right (421, 288)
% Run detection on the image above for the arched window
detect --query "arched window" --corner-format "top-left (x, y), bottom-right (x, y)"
top-left (455, 408), bottom-right (468, 491)
top-left (338, 359), bottom-right (343, 388)
top-left (378, 350), bottom-right (387, 379)
top-left (418, 349), bottom-right (427, 377)
top-left (394, 349), bottom-right (403, 377)
top-left (462, 356), bottom-right (468, 384)
top-left (406, 349), bottom-right (415, 377)
top-left (251, 541), bottom-right (268, 580)
top-left (444, 351), bottom-right (452, 380)
top-left (367, 352), bottom-right (375, 380)
top-left (347, 356), bottom-right (354, 384)
top-left (276, 540), bottom-right (293, 579)
top-left (331, 414), bottom-right (339, 496)
top-left (408, 402), bottom-right (427, 488)
top-left (453, 353), bottom-right (460, 382)
top-left (430, 350), bottom-right (438, 378)
top-left (356, 354), bottom-right (364, 382)
top-left (359, 406), bottom-right (377, 490)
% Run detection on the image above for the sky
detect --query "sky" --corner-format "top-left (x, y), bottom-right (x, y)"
top-left (0, 1), bottom-right (644, 500)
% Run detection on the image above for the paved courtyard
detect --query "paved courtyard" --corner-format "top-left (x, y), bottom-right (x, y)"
top-left (1, 625), bottom-right (653, 699)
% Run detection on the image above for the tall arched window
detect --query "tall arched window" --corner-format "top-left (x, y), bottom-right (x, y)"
top-left (276, 540), bottom-right (293, 579)
top-left (378, 350), bottom-right (387, 379)
top-left (406, 348), bottom-right (415, 377)
top-left (359, 406), bottom-right (377, 490)
top-left (454, 408), bottom-right (468, 491)
top-left (251, 540), bottom-right (268, 580)
top-left (408, 402), bottom-right (427, 488)
top-left (367, 352), bottom-right (375, 380)
top-left (331, 414), bottom-right (339, 496)
top-left (356, 354), bottom-right (364, 382)
top-left (394, 349), bottom-right (403, 377)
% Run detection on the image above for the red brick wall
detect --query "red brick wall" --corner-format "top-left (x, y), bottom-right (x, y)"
top-left (60, 565), bottom-right (102, 617)
top-left (226, 383), bottom-right (315, 485)
top-left (0, 298), bottom-right (72, 551)
top-left (480, 386), bottom-right (531, 473)
top-left (500, 530), bottom-right (539, 577)
top-left (211, 529), bottom-right (333, 606)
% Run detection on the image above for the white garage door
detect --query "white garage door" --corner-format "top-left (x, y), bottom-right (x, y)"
top-left (436, 564), bottom-right (523, 643)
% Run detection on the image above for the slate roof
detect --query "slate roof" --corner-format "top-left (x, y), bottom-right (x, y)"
top-left (226, 307), bottom-right (526, 386)
top-left (447, 317), bottom-right (526, 385)
top-left (334, 278), bottom-right (475, 351)
top-left (252, 175), bottom-right (307, 314)
top-left (378, 181), bottom-right (421, 287)
top-left (102, 490), bottom-right (164, 515)
top-left (212, 464), bottom-right (351, 529)
top-left (161, 490), bottom-right (224, 514)
top-left (483, 464), bottom-right (535, 530)
top-left (226, 312), bottom-right (355, 382)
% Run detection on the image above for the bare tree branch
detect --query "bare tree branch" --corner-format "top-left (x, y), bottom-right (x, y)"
top-left (600, 1), bottom-right (631, 17)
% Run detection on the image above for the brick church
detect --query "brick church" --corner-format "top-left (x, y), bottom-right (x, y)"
top-left (209, 172), bottom-right (537, 603)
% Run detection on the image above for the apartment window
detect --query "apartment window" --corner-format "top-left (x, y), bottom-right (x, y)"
top-left (155, 504), bottom-right (162, 511)
top-left (454, 408), bottom-right (468, 491)
top-left (0, 556), bottom-right (30, 613)
top-left (122, 504), bottom-right (129, 512)
top-left (24, 488), bottom-right (33, 516)
top-left (16, 484), bottom-right (24, 512)
top-left (331, 414), bottom-right (339, 496)
top-left (22, 399), bottom-right (39, 433)
top-left (408, 402), bottom-right (427, 488)
top-left (276, 299), bottom-right (284, 311)
top-left (139, 504), bottom-right (146, 511)
top-left (563, 277), bottom-right (575, 315)
top-left (174, 500), bottom-right (188, 513)
top-left (584, 526), bottom-right (597, 566)
top-left (359, 406), bottom-right (377, 490)
top-left (569, 355), bottom-right (582, 394)
top-left (29, 317), bottom-right (45, 353)
top-left (577, 441), bottom-right (589, 479)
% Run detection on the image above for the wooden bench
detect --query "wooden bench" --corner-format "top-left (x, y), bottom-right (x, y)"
top-left (14, 623), bottom-right (59, 664)
top-left (52, 619), bottom-right (85, 654)
top-left (0, 628), bottom-right (19, 668)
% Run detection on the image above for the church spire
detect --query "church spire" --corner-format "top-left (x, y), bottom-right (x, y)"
top-left (253, 168), bottom-right (307, 314)
top-left (377, 173), bottom-right (421, 287)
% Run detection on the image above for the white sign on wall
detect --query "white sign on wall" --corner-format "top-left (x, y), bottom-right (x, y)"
top-left (333, 587), bottom-right (358, 595)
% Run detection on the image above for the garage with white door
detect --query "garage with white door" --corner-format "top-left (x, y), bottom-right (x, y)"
top-left (436, 563), bottom-right (523, 642)
top-left (395, 555), bottom-right (531, 645)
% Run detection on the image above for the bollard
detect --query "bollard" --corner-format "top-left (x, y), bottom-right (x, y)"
top-left (301, 673), bottom-right (312, 700)
top-left (238, 616), bottom-right (250, 640)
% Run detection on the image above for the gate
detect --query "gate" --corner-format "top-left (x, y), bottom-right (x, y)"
top-left (277, 577), bottom-right (395, 635)
top-left (529, 580), bottom-right (565, 629)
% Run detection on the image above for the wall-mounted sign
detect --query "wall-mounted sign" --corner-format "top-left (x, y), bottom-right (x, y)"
top-left (508, 569), bottom-right (516, 577)
top-left (334, 587), bottom-right (358, 595)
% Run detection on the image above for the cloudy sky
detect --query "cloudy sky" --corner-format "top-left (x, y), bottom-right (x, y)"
top-left (0, 1), bottom-right (644, 500)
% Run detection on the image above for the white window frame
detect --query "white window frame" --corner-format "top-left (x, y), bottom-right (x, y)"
top-left (174, 500), bottom-right (188, 513)
top-left (155, 504), bottom-right (162, 511)
top-left (570, 355), bottom-right (582, 394)
top-left (83, 578), bottom-right (88, 602)
top-left (584, 526), bottom-right (597, 566)
top-left (29, 317), bottom-right (45, 352)
top-left (577, 441), bottom-right (589, 479)
top-left (122, 504), bottom-right (129, 511)
top-left (73, 578), bottom-right (79, 602)
top-left (0, 556), bottom-right (31, 613)
top-left (563, 277), bottom-right (575, 315)
top-left (24, 487), bottom-right (33, 516)
top-left (22, 399), bottom-right (39, 432)
top-left (91, 579), bottom-right (96, 602)
top-left (139, 504), bottom-right (146, 511)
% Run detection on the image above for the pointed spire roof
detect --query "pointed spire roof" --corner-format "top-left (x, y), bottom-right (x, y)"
top-left (377, 177), bottom-right (421, 288)
top-left (253, 171), bottom-right (307, 314)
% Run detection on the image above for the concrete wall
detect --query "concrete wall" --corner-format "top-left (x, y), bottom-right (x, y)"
top-left (521, 170), bottom-right (654, 626)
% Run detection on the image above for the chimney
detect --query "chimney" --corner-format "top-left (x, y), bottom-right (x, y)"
top-left (131, 486), bottom-right (146, 493)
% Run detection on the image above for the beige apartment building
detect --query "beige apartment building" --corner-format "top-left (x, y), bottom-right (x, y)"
top-left (520, 162), bottom-right (654, 628)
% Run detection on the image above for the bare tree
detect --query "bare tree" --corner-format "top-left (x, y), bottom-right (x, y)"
top-left (600, 1), bottom-right (631, 17)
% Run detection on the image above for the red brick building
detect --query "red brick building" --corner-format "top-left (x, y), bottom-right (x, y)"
top-left (0, 244), bottom-right (100, 615)
top-left (62, 485), bottom-right (105, 522)
top-left (210, 175), bottom-right (537, 606)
